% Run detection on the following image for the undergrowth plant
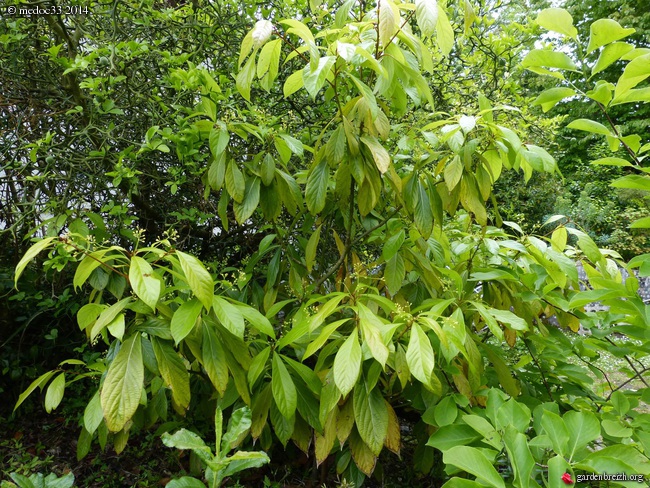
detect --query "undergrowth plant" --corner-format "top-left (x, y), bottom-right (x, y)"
top-left (11, 1), bottom-right (650, 486)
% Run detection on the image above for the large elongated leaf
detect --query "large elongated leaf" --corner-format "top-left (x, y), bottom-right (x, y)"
top-left (333, 330), bottom-right (362, 396)
top-left (415, 0), bottom-right (438, 38)
top-left (354, 383), bottom-right (388, 456)
top-left (406, 323), bottom-right (435, 391)
top-left (152, 337), bottom-right (191, 412)
top-left (101, 333), bottom-right (144, 432)
top-left (170, 298), bottom-right (202, 345)
top-left (176, 251), bottom-right (213, 311)
top-left (271, 353), bottom-right (297, 419)
top-left (202, 322), bottom-right (229, 395)
top-left (564, 410), bottom-right (600, 461)
top-left (213, 296), bottom-right (245, 338)
top-left (14, 237), bottom-right (56, 286)
top-left (443, 446), bottom-right (505, 488)
top-left (306, 160), bottom-right (329, 214)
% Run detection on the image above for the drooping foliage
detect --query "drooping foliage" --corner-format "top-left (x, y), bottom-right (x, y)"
top-left (4, 0), bottom-right (650, 486)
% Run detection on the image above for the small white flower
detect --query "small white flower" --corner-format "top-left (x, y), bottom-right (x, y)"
top-left (252, 20), bottom-right (273, 47)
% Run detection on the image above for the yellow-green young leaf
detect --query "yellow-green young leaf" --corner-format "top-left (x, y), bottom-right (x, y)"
top-left (90, 297), bottom-right (131, 341)
top-left (107, 313), bottom-right (125, 341)
top-left (271, 353), bottom-right (297, 419)
top-left (592, 157), bottom-right (633, 167)
top-left (385, 253), bottom-right (405, 296)
top-left (74, 250), bottom-right (111, 290)
top-left (84, 391), bottom-right (103, 434)
top-left (333, 330), bottom-right (362, 396)
top-left (630, 217), bottom-right (650, 229)
top-left (415, 0), bottom-right (438, 38)
top-left (14, 237), bottom-right (57, 287)
top-left (129, 256), bottom-right (160, 311)
top-left (44, 372), bottom-right (65, 413)
top-left (237, 305), bottom-right (275, 338)
top-left (176, 251), bottom-right (214, 311)
top-left (14, 370), bottom-right (56, 412)
top-left (239, 31), bottom-right (254, 67)
top-left (566, 118), bottom-right (613, 136)
top-left (257, 39), bottom-right (282, 79)
top-left (436, 5), bottom-right (454, 55)
top-left (236, 55), bottom-right (256, 101)
top-left (379, 0), bottom-right (399, 47)
top-left (360, 136), bottom-right (390, 174)
top-left (535, 8), bottom-right (577, 39)
top-left (234, 177), bottom-right (261, 224)
top-left (152, 337), bottom-right (191, 412)
top-left (551, 227), bottom-right (568, 251)
top-left (532, 87), bottom-right (576, 112)
top-left (305, 225), bottom-right (322, 273)
top-left (202, 322), bottom-right (229, 395)
top-left (283, 70), bottom-right (304, 97)
top-left (358, 303), bottom-right (389, 367)
top-left (248, 346), bottom-right (270, 389)
top-left (615, 53), bottom-right (650, 99)
top-left (101, 333), bottom-right (144, 432)
top-left (306, 160), bottom-right (329, 214)
top-left (213, 295), bottom-right (245, 338)
top-left (406, 323), bottom-right (435, 391)
top-left (349, 75), bottom-right (379, 118)
top-left (587, 19), bottom-right (635, 54)
top-left (209, 125), bottom-right (229, 157)
top-left (226, 160), bottom-right (245, 203)
top-left (171, 298), bottom-right (202, 345)
top-left (303, 319), bottom-right (349, 360)
top-left (325, 125), bottom-right (346, 165)
top-left (592, 42), bottom-right (634, 77)
top-left (522, 50), bottom-right (577, 71)
top-left (443, 446), bottom-right (506, 488)
top-left (444, 156), bottom-right (463, 191)
top-left (354, 383), bottom-right (388, 456)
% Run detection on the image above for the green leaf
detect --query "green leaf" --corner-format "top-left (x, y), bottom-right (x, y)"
top-left (14, 371), bottom-right (56, 412)
top-left (238, 305), bottom-right (275, 338)
top-left (532, 87), bottom-right (575, 112)
top-left (152, 337), bottom-right (191, 412)
top-left (303, 318), bottom-right (348, 360)
top-left (257, 39), bottom-right (282, 80)
top-left (272, 352), bottom-right (297, 419)
top-left (488, 308), bottom-right (528, 331)
top-left (415, 0), bottom-right (438, 38)
top-left (73, 250), bottom-right (112, 290)
top-left (611, 175), bottom-right (650, 191)
top-left (44, 372), bottom-right (65, 413)
top-left (236, 55), bottom-right (255, 101)
top-left (283, 70), bottom-right (304, 97)
top-left (222, 406), bottom-right (252, 453)
top-left (161, 429), bottom-right (212, 464)
top-left (503, 427), bottom-right (534, 488)
top-left (305, 225), bottom-right (322, 273)
top-left (171, 298), bottom-right (202, 345)
top-left (129, 256), bottom-right (160, 311)
top-left (101, 333), bottom-right (144, 432)
top-left (302, 56), bottom-right (335, 98)
top-left (591, 157), bottom-right (633, 167)
top-left (382, 230), bottom-right (405, 261)
top-left (306, 160), bottom-right (329, 214)
top-left (333, 330), bottom-right (362, 397)
top-left (406, 323), bottom-right (436, 391)
top-left (209, 126), bottom-right (230, 157)
top-left (566, 118), bottom-right (613, 136)
top-left (587, 19), bottom-right (635, 54)
top-left (592, 42), bottom-right (635, 77)
top-left (233, 177), bottom-right (261, 224)
top-left (379, 0), bottom-right (399, 47)
top-left (165, 477), bottom-right (208, 488)
top-left (444, 156), bottom-right (463, 191)
top-left (90, 297), bottom-right (131, 341)
top-left (14, 237), bottom-right (56, 287)
top-left (83, 391), bottom-right (103, 434)
top-left (535, 8), bottom-right (577, 39)
top-left (202, 322), bottom-right (229, 396)
top-left (176, 251), bottom-right (214, 311)
top-left (414, 179), bottom-right (433, 239)
top-left (443, 446), bottom-right (505, 488)
top-left (436, 5), bottom-right (454, 56)
top-left (353, 383), bottom-right (388, 456)
top-left (358, 303), bottom-right (389, 367)
top-left (630, 216), bottom-right (650, 229)
top-left (547, 455), bottom-right (571, 488)
top-left (434, 396), bottom-right (458, 427)
top-left (213, 296), bottom-right (245, 338)
top-left (541, 411), bottom-right (569, 457)
top-left (385, 253), bottom-right (405, 296)
top-left (427, 424), bottom-right (481, 451)
top-left (615, 53), bottom-right (650, 99)
top-left (522, 50), bottom-right (577, 71)
top-left (564, 410), bottom-right (600, 460)
top-left (226, 160), bottom-right (245, 203)
top-left (360, 135), bottom-right (390, 174)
